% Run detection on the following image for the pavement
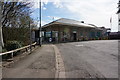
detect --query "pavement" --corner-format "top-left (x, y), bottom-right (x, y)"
top-left (56, 40), bottom-right (118, 78)
top-left (2, 45), bottom-right (56, 78)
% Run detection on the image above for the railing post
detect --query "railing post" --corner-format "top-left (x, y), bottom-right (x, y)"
top-left (30, 45), bottom-right (32, 53)
top-left (26, 48), bottom-right (28, 52)
top-left (11, 52), bottom-right (13, 60)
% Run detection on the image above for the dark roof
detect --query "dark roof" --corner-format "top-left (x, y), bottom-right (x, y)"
top-left (110, 32), bottom-right (120, 35)
top-left (42, 18), bottom-right (97, 28)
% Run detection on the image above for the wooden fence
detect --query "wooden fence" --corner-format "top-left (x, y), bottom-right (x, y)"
top-left (0, 42), bottom-right (36, 60)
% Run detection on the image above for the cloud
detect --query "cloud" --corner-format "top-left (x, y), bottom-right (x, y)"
top-left (43, 7), bottom-right (47, 10)
top-left (31, 0), bottom-right (118, 31)
top-left (41, 16), bottom-right (61, 27)
top-left (33, 20), bottom-right (47, 27)
top-left (41, 20), bottom-right (48, 26)
top-left (47, 16), bottom-right (61, 20)
top-left (30, 0), bottom-right (48, 9)
top-left (31, 0), bottom-right (63, 9)
top-left (52, 0), bottom-right (63, 8)
top-left (61, 0), bottom-right (118, 31)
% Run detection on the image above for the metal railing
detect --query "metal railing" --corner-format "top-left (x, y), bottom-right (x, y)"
top-left (0, 42), bottom-right (37, 59)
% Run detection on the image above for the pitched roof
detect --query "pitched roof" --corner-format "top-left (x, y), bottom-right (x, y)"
top-left (42, 18), bottom-right (97, 28)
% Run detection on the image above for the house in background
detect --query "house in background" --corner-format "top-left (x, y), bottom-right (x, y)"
top-left (98, 27), bottom-right (111, 39)
top-left (42, 18), bottom-right (109, 43)
top-left (31, 28), bottom-right (41, 44)
top-left (31, 28), bottom-right (44, 44)
top-left (109, 32), bottom-right (120, 39)
top-left (109, 0), bottom-right (120, 40)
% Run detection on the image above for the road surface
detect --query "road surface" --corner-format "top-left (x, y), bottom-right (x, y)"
top-left (56, 40), bottom-right (118, 78)
top-left (2, 40), bottom-right (119, 79)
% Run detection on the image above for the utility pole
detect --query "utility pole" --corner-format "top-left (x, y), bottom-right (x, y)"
top-left (39, 0), bottom-right (42, 46)
top-left (110, 16), bottom-right (112, 31)
top-left (29, 21), bottom-right (32, 53)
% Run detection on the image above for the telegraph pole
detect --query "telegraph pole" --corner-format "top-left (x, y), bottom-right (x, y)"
top-left (39, 0), bottom-right (42, 46)
top-left (110, 16), bottom-right (112, 31)
top-left (29, 21), bottom-right (32, 53)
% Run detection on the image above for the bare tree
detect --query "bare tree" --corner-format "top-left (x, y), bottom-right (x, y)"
top-left (1, 2), bottom-right (32, 27)
top-left (0, 2), bottom-right (4, 48)
top-left (1, 2), bottom-right (37, 46)
top-left (117, 0), bottom-right (120, 14)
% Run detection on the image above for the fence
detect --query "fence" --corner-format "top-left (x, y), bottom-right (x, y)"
top-left (0, 42), bottom-right (36, 60)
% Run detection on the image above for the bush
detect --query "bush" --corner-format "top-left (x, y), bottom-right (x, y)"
top-left (2, 48), bottom-right (7, 53)
top-left (3, 27), bottom-right (30, 46)
top-left (5, 41), bottom-right (22, 51)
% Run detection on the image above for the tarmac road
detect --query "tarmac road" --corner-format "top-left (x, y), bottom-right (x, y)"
top-left (2, 40), bottom-right (119, 79)
top-left (56, 40), bottom-right (118, 78)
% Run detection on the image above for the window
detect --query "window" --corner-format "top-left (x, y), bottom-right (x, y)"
top-left (46, 31), bottom-right (51, 37)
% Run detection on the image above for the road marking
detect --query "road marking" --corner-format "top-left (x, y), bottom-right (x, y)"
top-left (53, 45), bottom-right (66, 79)
top-left (75, 44), bottom-right (84, 47)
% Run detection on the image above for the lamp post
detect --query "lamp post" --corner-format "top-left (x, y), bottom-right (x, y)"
top-left (39, 0), bottom-right (42, 46)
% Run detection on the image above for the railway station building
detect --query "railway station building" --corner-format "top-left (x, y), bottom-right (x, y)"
top-left (42, 18), bottom-right (109, 43)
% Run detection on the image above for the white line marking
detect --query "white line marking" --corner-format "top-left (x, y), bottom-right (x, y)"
top-left (75, 44), bottom-right (84, 47)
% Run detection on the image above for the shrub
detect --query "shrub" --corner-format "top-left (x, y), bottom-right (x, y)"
top-left (2, 48), bottom-right (7, 53)
top-left (5, 41), bottom-right (22, 51)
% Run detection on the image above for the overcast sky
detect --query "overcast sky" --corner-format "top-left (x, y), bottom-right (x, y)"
top-left (31, 0), bottom-right (118, 32)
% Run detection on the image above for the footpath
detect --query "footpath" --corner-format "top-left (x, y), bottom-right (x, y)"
top-left (2, 44), bottom-right (64, 78)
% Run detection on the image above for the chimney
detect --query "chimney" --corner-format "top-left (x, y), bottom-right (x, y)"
top-left (81, 21), bottom-right (84, 23)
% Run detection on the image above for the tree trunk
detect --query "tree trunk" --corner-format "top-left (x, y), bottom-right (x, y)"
top-left (0, 2), bottom-right (4, 49)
